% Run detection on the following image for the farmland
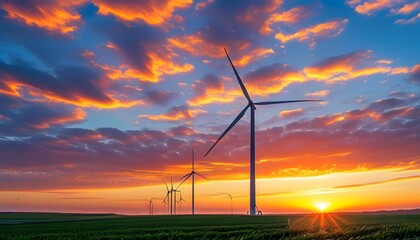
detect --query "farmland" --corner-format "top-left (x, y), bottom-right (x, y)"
top-left (0, 212), bottom-right (419, 239)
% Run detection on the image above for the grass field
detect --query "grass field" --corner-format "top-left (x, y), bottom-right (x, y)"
top-left (0, 212), bottom-right (419, 239)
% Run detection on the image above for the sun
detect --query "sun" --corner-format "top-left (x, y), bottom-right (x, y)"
top-left (314, 201), bottom-right (330, 212)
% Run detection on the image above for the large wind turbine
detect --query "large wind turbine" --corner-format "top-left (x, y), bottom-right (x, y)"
top-left (178, 149), bottom-right (209, 215)
top-left (204, 48), bottom-right (320, 216)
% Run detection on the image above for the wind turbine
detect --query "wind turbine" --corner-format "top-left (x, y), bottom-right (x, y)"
top-left (178, 191), bottom-right (186, 214)
top-left (146, 197), bottom-right (155, 215)
top-left (204, 48), bottom-right (321, 216)
top-left (178, 149), bottom-right (209, 215)
top-left (163, 177), bottom-right (176, 215)
top-left (222, 193), bottom-right (233, 215)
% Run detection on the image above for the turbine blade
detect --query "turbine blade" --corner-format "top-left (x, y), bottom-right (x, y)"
top-left (195, 172), bottom-right (210, 181)
top-left (163, 193), bottom-right (169, 202)
top-left (224, 48), bottom-right (253, 104)
top-left (176, 174), bottom-right (192, 190)
top-left (165, 182), bottom-right (169, 191)
top-left (254, 100), bottom-right (321, 105)
top-left (204, 104), bottom-right (250, 157)
top-left (179, 172), bottom-right (192, 181)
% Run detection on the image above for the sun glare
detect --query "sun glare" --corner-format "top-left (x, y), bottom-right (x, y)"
top-left (314, 201), bottom-right (330, 212)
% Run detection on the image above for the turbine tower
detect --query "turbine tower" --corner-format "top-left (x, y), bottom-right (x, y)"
top-left (178, 149), bottom-right (209, 215)
top-left (204, 48), bottom-right (320, 216)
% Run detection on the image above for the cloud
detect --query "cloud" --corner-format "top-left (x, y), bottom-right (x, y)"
top-left (409, 64), bottom-right (420, 85)
top-left (144, 90), bottom-right (178, 106)
top-left (243, 63), bottom-right (305, 95)
top-left (302, 50), bottom-right (391, 82)
top-left (0, 0), bottom-right (85, 34)
top-left (1, 96), bottom-right (419, 190)
top-left (393, 2), bottom-right (420, 15)
top-left (188, 74), bottom-right (240, 106)
top-left (195, 0), bottom-right (214, 10)
top-left (275, 19), bottom-right (348, 47)
top-left (138, 105), bottom-right (207, 122)
top-left (279, 108), bottom-right (304, 118)
top-left (93, 0), bottom-right (192, 25)
top-left (305, 90), bottom-right (330, 97)
top-left (394, 12), bottom-right (420, 24)
top-left (333, 175), bottom-right (420, 189)
top-left (346, 0), bottom-right (395, 15)
top-left (94, 18), bottom-right (194, 83)
top-left (187, 51), bottom-right (408, 105)
top-left (168, 34), bottom-right (274, 67)
top-left (0, 94), bottom-right (86, 135)
top-left (0, 60), bottom-right (140, 108)
top-left (234, 48), bottom-right (275, 68)
top-left (169, 0), bottom-right (282, 66)
top-left (168, 33), bottom-right (227, 58)
top-left (0, 9), bottom-right (89, 67)
top-left (261, 5), bottom-right (312, 34)
top-left (347, 0), bottom-right (420, 24)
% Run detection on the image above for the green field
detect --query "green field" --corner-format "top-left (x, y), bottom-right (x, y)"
top-left (0, 212), bottom-right (419, 239)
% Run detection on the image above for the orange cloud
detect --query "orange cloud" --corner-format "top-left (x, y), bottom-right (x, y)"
top-left (305, 90), bottom-right (330, 97)
top-left (324, 104), bottom-right (415, 126)
top-left (235, 0), bottom-right (283, 25)
top-left (261, 6), bottom-right (311, 34)
top-left (243, 63), bottom-right (306, 96)
top-left (188, 51), bottom-right (413, 105)
top-left (394, 2), bottom-right (420, 15)
top-left (93, 0), bottom-right (192, 25)
top-left (138, 105), bottom-right (207, 121)
top-left (35, 108), bottom-right (87, 129)
top-left (123, 51), bottom-right (194, 83)
top-left (274, 19), bottom-right (348, 47)
top-left (40, 92), bottom-right (141, 109)
top-left (0, 80), bottom-right (141, 109)
top-left (168, 33), bottom-right (233, 58)
top-left (390, 67), bottom-right (411, 75)
top-left (188, 91), bottom-right (240, 106)
top-left (168, 33), bottom-right (271, 67)
top-left (325, 115), bottom-right (345, 125)
top-left (303, 51), bottom-right (391, 82)
top-left (348, 0), bottom-right (394, 15)
top-left (93, 46), bottom-right (194, 83)
top-left (187, 75), bottom-right (241, 106)
top-left (347, 0), bottom-right (420, 24)
top-left (0, 0), bottom-right (85, 34)
top-left (235, 48), bottom-right (275, 68)
top-left (279, 108), bottom-right (304, 118)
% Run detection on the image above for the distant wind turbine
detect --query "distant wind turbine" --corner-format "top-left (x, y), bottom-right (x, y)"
top-left (204, 48), bottom-right (321, 216)
top-left (146, 197), bottom-right (155, 215)
top-left (178, 149), bottom-right (209, 215)
top-left (176, 190), bottom-right (186, 214)
top-left (163, 177), bottom-right (176, 215)
top-left (222, 193), bottom-right (233, 215)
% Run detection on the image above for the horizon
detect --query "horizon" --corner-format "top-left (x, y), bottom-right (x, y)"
top-left (0, 0), bottom-right (419, 216)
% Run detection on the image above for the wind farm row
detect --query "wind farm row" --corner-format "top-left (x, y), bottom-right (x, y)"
top-left (147, 49), bottom-right (320, 216)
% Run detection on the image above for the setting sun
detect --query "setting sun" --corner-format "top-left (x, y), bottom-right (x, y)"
top-left (314, 201), bottom-right (330, 212)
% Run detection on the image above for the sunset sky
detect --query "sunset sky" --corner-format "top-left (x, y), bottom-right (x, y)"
top-left (0, 0), bottom-right (419, 215)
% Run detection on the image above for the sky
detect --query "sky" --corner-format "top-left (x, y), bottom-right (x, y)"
top-left (0, 0), bottom-right (419, 215)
